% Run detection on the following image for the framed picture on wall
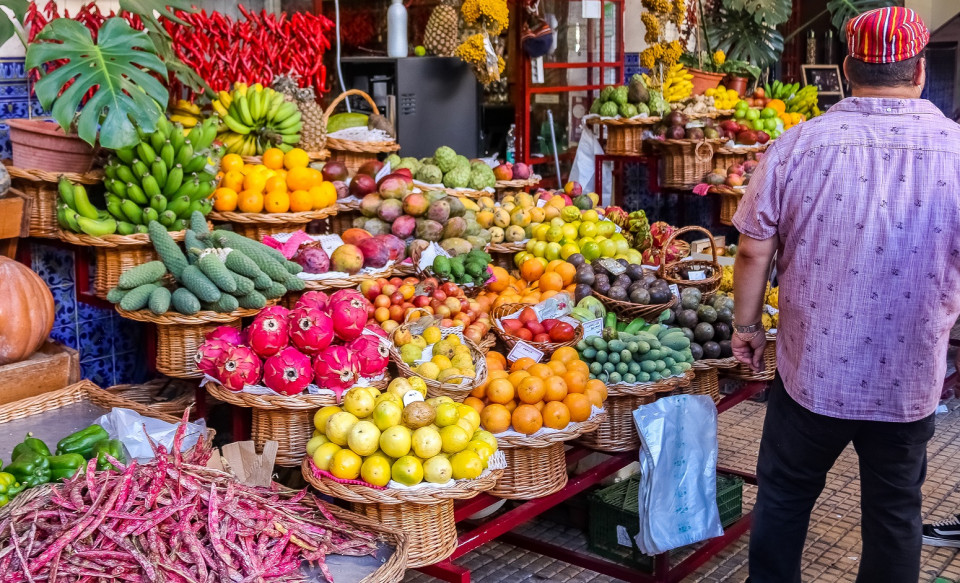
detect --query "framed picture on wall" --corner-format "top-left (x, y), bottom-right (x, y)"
top-left (801, 65), bottom-right (845, 97)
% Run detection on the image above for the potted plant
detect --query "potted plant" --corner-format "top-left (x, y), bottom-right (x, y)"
top-left (680, 50), bottom-right (760, 96)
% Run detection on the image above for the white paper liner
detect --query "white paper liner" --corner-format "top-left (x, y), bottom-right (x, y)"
top-left (384, 449), bottom-right (507, 490)
top-left (201, 373), bottom-right (388, 397)
top-left (328, 127), bottom-right (394, 142)
top-left (583, 113), bottom-right (652, 122)
top-left (490, 405), bottom-right (606, 439)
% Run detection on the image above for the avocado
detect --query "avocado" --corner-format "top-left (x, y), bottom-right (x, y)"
top-left (697, 305), bottom-right (718, 323)
top-left (694, 322), bottom-right (716, 343)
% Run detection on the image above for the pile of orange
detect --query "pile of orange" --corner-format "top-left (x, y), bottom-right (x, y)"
top-left (463, 347), bottom-right (607, 436)
top-left (477, 260), bottom-right (578, 310)
top-left (212, 147), bottom-right (337, 214)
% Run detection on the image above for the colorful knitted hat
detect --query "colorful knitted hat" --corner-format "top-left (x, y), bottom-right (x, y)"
top-left (847, 7), bottom-right (929, 64)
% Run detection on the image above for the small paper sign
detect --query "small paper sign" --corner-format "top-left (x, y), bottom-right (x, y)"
top-left (687, 270), bottom-right (706, 281)
top-left (402, 390), bottom-right (425, 407)
top-left (582, 318), bottom-right (603, 338)
top-left (535, 292), bottom-right (573, 320)
top-left (599, 258), bottom-right (626, 276)
top-left (507, 341), bottom-right (544, 364)
top-left (537, 199), bottom-right (547, 207)
top-left (669, 283), bottom-right (681, 301)
top-left (316, 233), bottom-right (345, 258)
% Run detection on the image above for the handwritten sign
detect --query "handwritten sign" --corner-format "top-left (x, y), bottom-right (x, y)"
top-left (582, 318), bottom-right (604, 338)
top-left (507, 341), bottom-right (544, 364)
top-left (669, 283), bottom-right (681, 301)
top-left (687, 270), bottom-right (706, 281)
top-left (598, 258), bottom-right (626, 276)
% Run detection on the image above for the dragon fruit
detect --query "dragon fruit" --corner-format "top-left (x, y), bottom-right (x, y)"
top-left (641, 248), bottom-right (660, 267)
top-left (650, 221), bottom-right (675, 249)
top-left (259, 305), bottom-right (291, 321)
top-left (312, 345), bottom-right (358, 399)
top-left (605, 206), bottom-right (628, 229)
top-left (289, 306), bottom-right (334, 355)
top-left (296, 290), bottom-right (330, 312)
top-left (205, 326), bottom-right (243, 345)
top-left (195, 338), bottom-right (235, 377)
top-left (246, 312), bottom-right (290, 358)
top-left (262, 346), bottom-right (313, 395)
top-left (364, 324), bottom-right (389, 339)
top-left (331, 297), bottom-right (369, 342)
top-left (330, 288), bottom-right (365, 305)
top-left (348, 334), bottom-right (390, 377)
top-left (216, 345), bottom-right (262, 391)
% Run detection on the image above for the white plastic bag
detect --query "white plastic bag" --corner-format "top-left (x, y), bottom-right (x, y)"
top-left (95, 408), bottom-right (206, 462)
top-left (633, 394), bottom-right (722, 554)
top-left (569, 123), bottom-right (612, 204)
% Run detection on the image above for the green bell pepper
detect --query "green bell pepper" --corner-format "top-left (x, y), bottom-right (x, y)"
top-left (56, 424), bottom-right (109, 459)
top-left (91, 439), bottom-right (126, 472)
top-left (4, 451), bottom-right (50, 487)
top-left (11, 433), bottom-right (51, 461)
top-left (48, 453), bottom-right (85, 481)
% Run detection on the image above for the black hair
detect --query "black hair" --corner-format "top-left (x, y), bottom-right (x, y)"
top-left (846, 50), bottom-right (925, 88)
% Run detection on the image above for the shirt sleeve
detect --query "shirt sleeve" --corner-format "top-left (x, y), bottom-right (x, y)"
top-left (732, 143), bottom-right (782, 240)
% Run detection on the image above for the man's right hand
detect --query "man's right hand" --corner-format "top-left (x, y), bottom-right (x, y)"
top-left (732, 332), bottom-right (768, 372)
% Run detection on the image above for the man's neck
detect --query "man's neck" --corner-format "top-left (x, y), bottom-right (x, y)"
top-left (850, 86), bottom-right (922, 100)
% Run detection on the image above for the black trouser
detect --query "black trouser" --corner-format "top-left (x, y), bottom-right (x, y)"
top-left (748, 374), bottom-right (935, 583)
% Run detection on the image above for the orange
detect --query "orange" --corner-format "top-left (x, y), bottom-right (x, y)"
top-left (533, 401), bottom-right (545, 412)
top-left (470, 379), bottom-right (487, 399)
top-left (262, 148), bottom-right (285, 170)
top-left (563, 370), bottom-right (588, 394)
top-left (242, 171), bottom-right (267, 193)
top-left (220, 153), bottom-right (244, 173)
top-left (544, 376), bottom-right (568, 402)
top-left (487, 370), bottom-right (510, 381)
top-left (516, 376), bottom-right (546, 404)
top-left (546, 259), bottom-right (565, 273)
top-left (554, 262), bottom-right (576, 287)
top-left (565, 359), bottom-right (589, 377)
top-left (586, 379), bottom-right (608, 401)
top-left (212, 188), bottom-right (238, 211)
top-left (538, 272), bottom-right (563, 293)
top-left (264, 191), bottom-right (290, 213)
top-left (310, 182), bottom-right (337, 209)
top-left (511, 357), bottom-right (537, 372)
top-left (512, 404), bottom-right (543, 435)
top-left (584, 388), bottom-right (604, 409)
top-left (289, 189), bottom-right (313, 212)
top-left (237, 190), bottom-right (264, 213)
top-left (283, 148), bottom-right (310, 170)
top-left (265, 175), bottom-right (287, 193)
top-left (503, 400), bottom-right (518, 413)
top-left (307, 168), bottom-right (324, 188)
top-left (526, 363), bottom-right (553, 380)
top-left (520, 258), bottom-right (544, 282)
top-left (480, 404), bottom-right (512, 433)
top-left (463, 396), bottom-right (485, 414)
top-left (487, 266), bottom-right (511, 292)
top-left (542, 401), bottom-right (571, 430)
top-left (220, 169), bottom-right (244, 192)
top-left (546, 360), bottom-right (567, 376)
top-left (487, 378), bottom-right (515, 405)
top-left (286, 167), bottom-right (314, 191)
top-left (551, 346), bottom-right (579, 365)
top-left (507, 370), bottom-right (531, 388)
top-left (563, 393), bottom-right (592, 422)
top-left (486, 352), bottom-right (507, 371)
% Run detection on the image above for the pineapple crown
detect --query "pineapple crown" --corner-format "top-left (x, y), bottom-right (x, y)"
top-left (271, 74), bottom-right (317, 102)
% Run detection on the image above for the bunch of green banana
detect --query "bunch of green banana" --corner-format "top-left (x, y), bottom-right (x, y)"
top-left (56, 178), bottom-right (118, 236)
top-left (212, 82), bottom-right (302, 156)
top-left (763, 80), bottom-right (801, 101)
top-left (102, 116), bottom-right (221, 235)
top-left (785, 85), bottom-right (820, 118)
top-left (169, 99), bottom-right (204, 130)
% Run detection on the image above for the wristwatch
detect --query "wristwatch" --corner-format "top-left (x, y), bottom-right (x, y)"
top-left (733, 321), bottom-right (762, 334)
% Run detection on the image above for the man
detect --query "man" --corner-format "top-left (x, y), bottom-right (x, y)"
top-left (731, 7), bottom-right (960, 582)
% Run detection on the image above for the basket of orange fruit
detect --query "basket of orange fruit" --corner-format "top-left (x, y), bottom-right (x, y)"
top-left (465, 348), bottom-right (607, 499)
top-left (208, 147), bottom-right (339, 240)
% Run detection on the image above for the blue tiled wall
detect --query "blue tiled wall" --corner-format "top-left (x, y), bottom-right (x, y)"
top-left (0, 57), bottom-right (46, 160)
top-left (32, 242), bottom-right (149, 387)
top-left (624, 53), bottom-right (648, 84)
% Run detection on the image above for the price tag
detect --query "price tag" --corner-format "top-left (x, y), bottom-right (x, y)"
top-left (417, 242), bottom-right (450, 272)
top-left (583, 318), bottom-right (604, 338)
top-left (669, 283), bottom-right (681, 301)
top-left (536, 199), bottom-right (547, 207)
top-left (402, 390), bottom-right (425, 407)
top-left (507, 341), bottom-right (544, 364)
top-left (598, 258), bottom-right (626, 276)
top-left (535, 292), bottom-right (573, 320)
top-left (687, 270), bottom-right (706, 281)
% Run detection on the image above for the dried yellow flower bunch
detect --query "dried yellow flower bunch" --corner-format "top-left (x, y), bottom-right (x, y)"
top-left (461, 0), bottom-right (509, 35)
top-left (455, 33), bottom-right (505, 85)
top-left (640, 0), bottom-right (687, 77)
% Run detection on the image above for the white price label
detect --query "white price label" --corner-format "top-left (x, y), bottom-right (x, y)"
top-left (669, 283), bottom-right (681, 301)
top-left (599, 258), bottom-right (626, 276)
top-left (582, 318), bottom-right (604, 338)
top-left (532, 57), bottom-right (545, 84)
top-left (687, 270), bottom-right (706, 281)
top-left (402, 390), bottom-right (425, 407)
top-left (507, 341), bottom-right (544, 364)
top-left (536, 199), bottom-right (547, 207)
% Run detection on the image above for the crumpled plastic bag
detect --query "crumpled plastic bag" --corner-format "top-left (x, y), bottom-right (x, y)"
top-left (95, 408), bottom-right (207, 462)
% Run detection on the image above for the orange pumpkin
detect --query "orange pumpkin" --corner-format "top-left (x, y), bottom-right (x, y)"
top-left (0, 257), bottom-right (54, 365)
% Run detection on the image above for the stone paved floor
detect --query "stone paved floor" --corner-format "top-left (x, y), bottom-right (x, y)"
top-left (404, 393), bottom-right (960, 583)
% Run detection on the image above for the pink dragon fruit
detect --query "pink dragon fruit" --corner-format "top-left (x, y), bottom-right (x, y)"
top-left (262, 346), bottom-right (313, 395)
top-left (331, 296), bottom-right (369, 342)
top-left (650, 221), bottom-right (675, 249)
top-left (364, 324), bottom-right (388, 339)
top-left (296, 290), bottom-right (330, 312)
top-left (605, 206), bottom-right (629, 229)
top-left (195, 338), bottom-right (235, 376)
top-left (260, 305), bottom-right (291, 320)
top-left (348, 334), bottom-right (389, 378)
top-left (289, 306), bottom-right (334, 355)
top-left (216, 345), bottom-right (262, 391)
top-left (330, 288), bottom-right (365, 305)
top-left (312, 345), bottom-right (358, 400)
top-left (205, 326), bottom-right (243, 345)
top-left (246, 312), bottom-right (290, 358)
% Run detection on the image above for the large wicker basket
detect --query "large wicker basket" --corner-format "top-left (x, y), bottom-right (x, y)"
top-left (659, 225), bottom-right (722, 295)
top-left (683, 360), bottom-right (739, 404)
top-left (323, 90), bottom-right (400, 173)
top-left (207, 207), bottom-right (338, 241)
top-left (591, 290), bottom-right (676, 322)
top-left (7, 165), bottom-right (102, 238)
top-left (711, 143), bottom-right (766, 176)
top-left (490, 303), bottom-right (584, 361)
top-left (105, 378), bottom-right (198, 419)
top-left (587, 116), bottom-right (661, 156)
top-left (652, 139), bottom-right (718, 190)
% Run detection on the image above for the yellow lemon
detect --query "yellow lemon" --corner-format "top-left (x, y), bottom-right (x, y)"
top-left (439, 425), bottom-right (470, 454)
top-left (431, 355), bottom-right (453, 370)
top-left (314, 405), bottom-right (342, 432)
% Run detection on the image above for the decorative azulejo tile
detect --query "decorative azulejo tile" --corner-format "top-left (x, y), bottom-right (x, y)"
top-left (80, 356), bottom-right (114, 388)
top-left (31, 242), bottom-right (75, 288)
top-left (112, 318), bottom-right (145, 354)
top-left (114, 351), bottom-right (148, 385)
top-left (50, 285), bottom-right (77, 330)
top-left (0, 123), bottom-right (10, 160)
top-left (0, 58), bottom-right (26, 81)
top-left (0, 82), bottom-right (30, 100)
top-left (78, 317), bottom-right (114, 361)
top-left (77, 300), bottom-right (112, 324)
top-left (49, 323), bottom-right (79, 350)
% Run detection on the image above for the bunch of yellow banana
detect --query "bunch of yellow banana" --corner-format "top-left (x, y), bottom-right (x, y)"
top-left (786, 85), bottom-right (820, 118)
top-left (170, 99), bottom-right (204, 129)
top-left (212, 82), bottom-right (302, 156)
top-left (661, 63), bottom-right (694, 102)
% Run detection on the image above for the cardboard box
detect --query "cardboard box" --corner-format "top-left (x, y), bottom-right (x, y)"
top-left (0, 195), bottom-right (24, 239)
top-left (0, 341), bottom-right (80, 405)
top-left (691, 236), bottom-right (726, 255)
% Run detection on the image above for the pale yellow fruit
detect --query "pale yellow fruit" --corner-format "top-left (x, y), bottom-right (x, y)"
top-left (411, 335), bottom-right (427, 349)
top-left (372, 400), bottom-right (403, 431)
top-left (422, 326), bottom-right (442, 344)
top-left (438, 368), bottom-right (464, 384)
top-left (457, 405), bottom-right (481, 433)
top-left (431, 355), bottom-right (453, 370)
top-left (440, 425), bottom-right (470, 454)
top-left (400, 344), bottom-right (422, 364)
top-left (423, 455), bottom-right (454, 484)
top-left (314, 406), bottom-right (342, 432)
top-left (375, 391), bottom-right (401, 406)
top-left (450, 450), bottom-right (484, 480)
top-left (472, 430), bottom-right (498, 451)
top-left (347, 421), bottom-right (381, 457)
top-left (330, 449), bottom-right (362, 480)
top-left (306, 434), bottom-right (329, 457)
top-left (466, 440), bottom-right (495, 465)
top-left (417, 361), bottom-right (441, 380)
top-left (360, 455), bottom-right (391, 487)
top-left (380, 425), bottom-right (413, 458)
top-left (451, 353), bottom-right (473, 371)
top-left (391, 456), bottom-right (424, 486)
top-left (342, 388), bottom-right (376, 419)
top-left (411, 426), bottom-right (443, 458)
top-left (312, 442), bottom-right (341, 471)
top-left (434, 402), bottom-right (461, 427)
top-left (325, 412), bottom-right (359, 446)
top-left (387, 378), bottom-right (414, 399)
top-left (407, 377), bottom-right (428, 397)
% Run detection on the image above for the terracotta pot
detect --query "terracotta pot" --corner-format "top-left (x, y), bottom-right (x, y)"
top-left (7, 118), bottom-right (95, 173)
top-left (688, 68), bottom-right (725, 95)
top-left (724, 75), bottom-right (749, 97)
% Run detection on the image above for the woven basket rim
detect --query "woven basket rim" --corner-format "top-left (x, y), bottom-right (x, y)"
top-left (586, 116), bottom-right (662, 127)
top-left (494, 176), bottom-right (542, 189)
top-left (691, 356), bottom-right (738, 370)
top-left (388, 325), bottom-right (488, 394)
top-left (6, 164), bottom-right (103, 184)
top-left (116, 306), bottom-right (264, 325)
top-left (206, 380), bottom-right (339, 410)
top-left (485, 241), bottom-right (526, 254)
top-left (58, 227), bottom-right (191, 248)
top-left (714, 143), bottom-right (768, 155)
top-left (606, 368), bottom-right (694, 397)
top-left (208, 207), bottom-right (338, 224)
top-left (591, 289), bottom-right (677, 320)
top-left (494, 410), bottom-right (607, 448)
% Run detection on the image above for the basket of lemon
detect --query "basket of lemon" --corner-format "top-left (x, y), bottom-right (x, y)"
top-left (302, 387), bottom-right (504, 567)
top-left (208, 147), bottom-right (339, 240)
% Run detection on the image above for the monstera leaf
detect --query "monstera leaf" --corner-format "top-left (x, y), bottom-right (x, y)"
top-left (25, 17), bottom-right (168, 149)
top-left (828, 0), bottom-right (900, 39)
top-left (119, 0), bottom-right (197, 28)
top-left (707, 8), bottom-right (785, 70)
top-left (722, 0), bottom-right (792, 27)
top-left (0, 0), bottom-right (28, 48)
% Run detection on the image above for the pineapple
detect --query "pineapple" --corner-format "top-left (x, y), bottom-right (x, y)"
top-left (424, 2), bottom-right (460, 57)
top-left (271, 75), bottom-right (325, 153)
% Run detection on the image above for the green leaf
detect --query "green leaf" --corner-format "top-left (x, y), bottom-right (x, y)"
top-left (722, 0), bottom-right (792, 27)
top-left (827, 0), bottom-right (900, 40)
top-left (0, 0), bottom-right (28, 48)
top-left (707, 8), bottom-right (785, 70)
top-left (118, 0), bottom-right (199, 29)
top-left (25, 18), bottom-right (168, 149)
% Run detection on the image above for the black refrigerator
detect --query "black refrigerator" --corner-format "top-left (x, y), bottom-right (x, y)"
top-left (339, 56), bottom-right (481, 159)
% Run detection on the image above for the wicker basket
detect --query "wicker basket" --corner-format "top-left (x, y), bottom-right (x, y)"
top-left (116, 307), bottom-right (264, 378)
top-left (587, 117), bottom-right (661, 156)
top-left (207, 207), bottom-right (338, 241)
top-left (577, 394), bottom-right (654, 452)
top-left (323, 90), bottom-right (400, 173)
top-left (484, 241), bottom-right (527, 254)
top-left (490, 303), bottom-right (584, 360)
top-left (686, 363), bottom-right (722, 403)
top-left (105, 378), bottom-right (197, 419)
top-left (591, 290), bottom-right (676, 322)
top-left (660, 225), bottom-right (722, 295)
top-left (605, 368), bottom-right (693, 397)
top-left (207, 381), bottom-right (338, 467)
top-left (716, 185), bottom-right (745, 226)
top-left (7, 165), bottom-right (102, 238)
top-left (329, 199), bottom-right (363, 234)
top-left (494, 175), bottom-right (541, 191)
top-left (652, 139), bottom-right (718, 190)
top-left (726, 333), bottom-right (777, 381)
top-left (711, 144), bottom-right (766, 176)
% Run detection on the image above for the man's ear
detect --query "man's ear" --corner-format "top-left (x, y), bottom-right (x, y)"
top-left (914, 57), bottom-right (926, 87)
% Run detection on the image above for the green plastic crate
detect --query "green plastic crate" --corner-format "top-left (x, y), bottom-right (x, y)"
top-left (587, 473), bottom-right (744, 571)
